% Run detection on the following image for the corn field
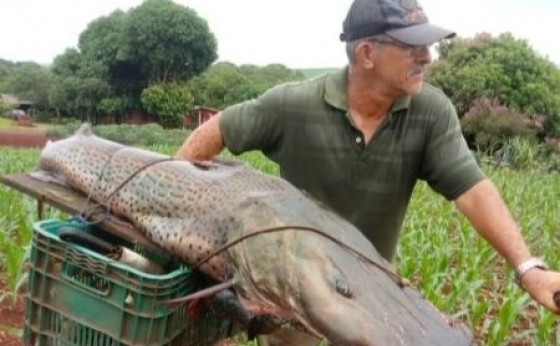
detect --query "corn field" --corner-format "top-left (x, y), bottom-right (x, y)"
top-left (0, 145), bottom-right (559, 345)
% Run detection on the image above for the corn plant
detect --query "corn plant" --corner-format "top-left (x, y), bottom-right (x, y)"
top-left (0, 147), bottom-right (65, 301)
top-left (1, 143), bottom-right (559, 345)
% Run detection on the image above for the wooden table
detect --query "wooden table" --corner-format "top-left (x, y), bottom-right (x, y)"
top-left (0, 173), bottom-right (165, 255)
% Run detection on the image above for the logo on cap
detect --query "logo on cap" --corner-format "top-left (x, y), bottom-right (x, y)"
top-left (399, 0), bottom-right (426, 22)
top-left (399, 0), bottom-right (419, 11)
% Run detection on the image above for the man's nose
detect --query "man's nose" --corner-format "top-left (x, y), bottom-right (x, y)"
top-left (415, 46), bottom-right (432, 64)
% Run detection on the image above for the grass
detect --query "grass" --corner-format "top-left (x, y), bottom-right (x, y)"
top-left (0, 117), bottom-right (51, 131)
top-left (0, 117), bottom-right (15, 129)
top-left (398, 170), bottom-right (560, 345)
top-left (0, 147), bottom-right (66, 302)
top-left (0, 143), bottom-right (559, 345)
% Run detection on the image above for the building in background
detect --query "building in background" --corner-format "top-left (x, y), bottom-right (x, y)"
top-left (184, 106), bottom-right (219, 129)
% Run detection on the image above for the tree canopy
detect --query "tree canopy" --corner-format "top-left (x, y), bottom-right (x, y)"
top-left (0, 61), bottom-right (52, 112)
top-left (0, 0), bottom-right (302, 126)
top-left (122, 0), bottom-right (217, 82)
top-left (48, 0), bottom-right (217, 124)
top-left (428, 33), bottom-right (560, 122)
top-left (427, 32), bottom-right (560, 150)
top-left (188, 62), bottom-right (305, 110)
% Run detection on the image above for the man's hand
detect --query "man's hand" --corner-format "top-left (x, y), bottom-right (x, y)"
top-left (521, 268), bottom-right (560, 313)
top-left (176, 113), bottom-right (224, 161)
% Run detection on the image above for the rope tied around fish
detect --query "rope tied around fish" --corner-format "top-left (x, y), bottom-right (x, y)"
top-left (71, 153), bottom-right (411, 305)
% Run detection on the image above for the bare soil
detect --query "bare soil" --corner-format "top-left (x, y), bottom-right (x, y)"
top-left (0, 129), bottom-right (49, 148)
top-left (0, 280), bottom-right (24, 346)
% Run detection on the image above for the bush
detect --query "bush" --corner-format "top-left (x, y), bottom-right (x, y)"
top-left (46, 123), bottom-right (190, 147)
top-left (0, 102), bottom-right (13, 117)
top-left (462, 97), bottom-right (536, 153)
top-left (140, 83), bottom-right (193, 128)
top-left (44, 121), bottom-right (81, 139)
top-left (491, 137), bottom-right (541, 170)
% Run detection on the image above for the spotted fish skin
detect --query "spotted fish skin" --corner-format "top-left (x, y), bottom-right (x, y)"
top-left (38, 125), bottom-right (296, 279)
top-left (35, 124), bottom-right (474, 346)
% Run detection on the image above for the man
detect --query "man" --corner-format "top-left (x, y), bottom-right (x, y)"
top-left (177, 0), bottom-right (560, 343)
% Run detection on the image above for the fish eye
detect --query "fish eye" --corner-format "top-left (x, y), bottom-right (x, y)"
top-left (335, 278), bottom-right (353, 298)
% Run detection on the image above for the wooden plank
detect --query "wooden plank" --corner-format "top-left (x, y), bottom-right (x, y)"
top-left (0, 173), bottom-right (166, 255)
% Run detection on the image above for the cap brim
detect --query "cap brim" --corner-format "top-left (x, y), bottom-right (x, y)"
top-left (385, 23), bottom-right (456, 45)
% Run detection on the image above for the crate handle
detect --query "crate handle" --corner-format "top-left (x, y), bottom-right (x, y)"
top-left (61, 260), bottom-right (112, 296)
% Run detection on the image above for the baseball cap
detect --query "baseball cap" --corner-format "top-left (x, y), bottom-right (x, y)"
top-left (340, 0), bottom-right (456, 45)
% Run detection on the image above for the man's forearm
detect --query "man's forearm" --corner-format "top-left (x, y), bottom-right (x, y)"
top-left (455, 178), bottom-right (560, 313)
top-left (176, 113), bottom-right (225, 161)
top-left (454, 179), bottom-right (531, 267)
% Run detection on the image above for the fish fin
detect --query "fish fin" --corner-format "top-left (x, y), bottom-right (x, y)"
top-left (165, 277), bottom-right (237, 307)
top-left (191, 157), bottom-right (246, 171)
top-left (206, 287), bottom-right (254, 326)
top-left (212, 156), bottom-right (246, 167)
top-left (28, 170), bottom-right (68, 186)
top-left (76, 123), bottom-right (93, 136)
top-left (191, 160), bottom-right (216, 170)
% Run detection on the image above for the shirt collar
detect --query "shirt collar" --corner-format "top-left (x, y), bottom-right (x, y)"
top-left (324, 66), bottom-right (412, 114)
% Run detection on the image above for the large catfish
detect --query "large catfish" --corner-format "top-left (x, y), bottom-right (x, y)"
top-left (33, 125), bottom-right (473, 346)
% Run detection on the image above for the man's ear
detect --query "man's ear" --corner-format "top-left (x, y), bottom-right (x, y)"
top-left (355, 41), bottom-right (379, 69)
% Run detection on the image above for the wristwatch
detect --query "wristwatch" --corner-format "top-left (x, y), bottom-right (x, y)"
top-left (514, 257), bottom-right (549, 285)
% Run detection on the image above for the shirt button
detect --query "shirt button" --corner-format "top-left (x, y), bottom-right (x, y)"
top-left (355, 136), bottom-right (362, 144)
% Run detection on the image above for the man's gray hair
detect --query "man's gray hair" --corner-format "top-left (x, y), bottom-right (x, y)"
top-left (345, 35), bottom-right (386, 64)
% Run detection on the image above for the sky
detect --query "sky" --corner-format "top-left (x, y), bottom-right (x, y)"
top-left (0, 0), bottom-right (558, 69)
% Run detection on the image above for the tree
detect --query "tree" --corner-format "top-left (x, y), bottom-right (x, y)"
top-left (188, 62), bottom-right (305, 109)
top-left (188, 62), bottom-right (256, 109)
top-left (141, 83), bottom-right (193, 128)
top-left (121, 0), bottom-right (217, 83)
top-left (77, 11), bottom-right (145, 94)
top-left (78, 10), bottom-right (126, 76)
top-left (239, 63), bottom-right (305, 94)
top-left (428, 33), bottom-right (560, 135)
top-left (48, 0), bottom-right (217, 126)
top-left (0, 58), bottom-right (17, 91)
top-left (2, 62), bottom-right (53, 112)
top-left (51, 49), bottom-right (85, 77)
top-left (50, 49), bottom-right (111, 123)
top-left (50, 76), bottom-right (82, 119)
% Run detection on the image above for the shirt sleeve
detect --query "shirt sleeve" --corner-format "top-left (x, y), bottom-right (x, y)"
top-left (419, 98), bottom-right (485, 200)
top-left (219, 85), bottom-right (285, 156)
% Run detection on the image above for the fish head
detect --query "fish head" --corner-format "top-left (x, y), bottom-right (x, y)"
top-left (290, 232), bottom-right (406, 345)
top-left (283, 232), bottom-right (471, 346)
top-left (228, 210), bottom-right (472, 346)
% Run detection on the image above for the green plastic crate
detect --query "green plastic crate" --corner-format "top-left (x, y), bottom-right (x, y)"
top-left (23, 219), bottom-right (236, 346)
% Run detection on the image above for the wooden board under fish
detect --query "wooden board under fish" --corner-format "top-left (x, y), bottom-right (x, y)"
top-left (0, 173), bottom-right (165, 256)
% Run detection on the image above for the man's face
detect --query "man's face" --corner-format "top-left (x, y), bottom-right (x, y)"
top-left (368, 37), bottom-right (433, 95)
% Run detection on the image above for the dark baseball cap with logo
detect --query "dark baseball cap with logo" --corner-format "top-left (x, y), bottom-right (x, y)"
top-left (340, 0), bottom-right (455, 45)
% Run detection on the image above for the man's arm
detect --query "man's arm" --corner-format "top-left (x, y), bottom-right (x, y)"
top-left (455, 178), bottom-right (560, 313)
top-left (175, 113), bottom-right (225, 161)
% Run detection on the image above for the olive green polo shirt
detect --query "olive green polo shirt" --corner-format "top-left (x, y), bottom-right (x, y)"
top-left (220, 68), bottom-right (484, 260)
